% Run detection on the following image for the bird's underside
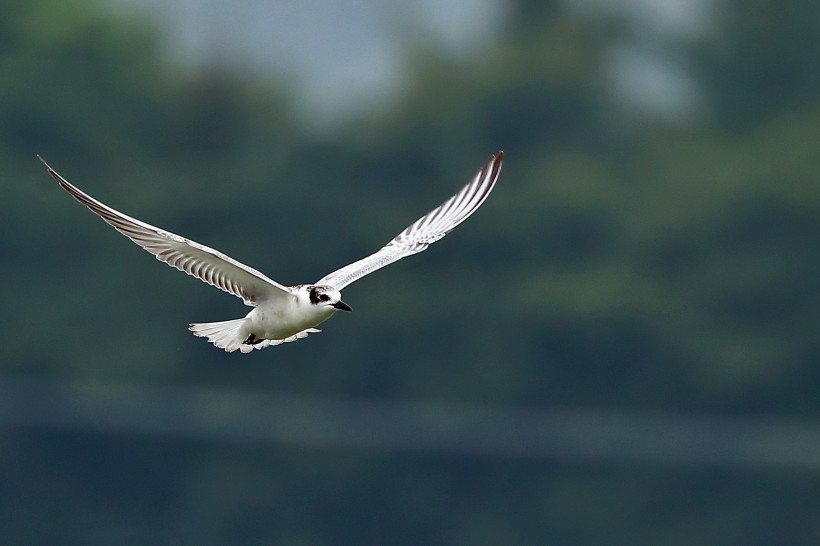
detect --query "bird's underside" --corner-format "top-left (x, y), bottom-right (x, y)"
top-left (188, 319), bottom-right (322, 354)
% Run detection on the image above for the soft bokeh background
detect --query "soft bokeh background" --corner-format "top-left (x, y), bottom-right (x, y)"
top-left (3, 0), bottom-right (820, 544)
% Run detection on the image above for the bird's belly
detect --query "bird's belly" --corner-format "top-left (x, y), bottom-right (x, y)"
top-left (247, 305), bottom-right (334, 340)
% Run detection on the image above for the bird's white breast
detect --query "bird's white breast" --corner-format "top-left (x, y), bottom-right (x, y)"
top-left (247, 295), bottom-right (336, 340)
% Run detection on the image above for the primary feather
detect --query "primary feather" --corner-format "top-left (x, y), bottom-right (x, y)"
top-left (39, 156), bottom-right (290, 307)
top-left (317, 151), bottom-right (503, 289)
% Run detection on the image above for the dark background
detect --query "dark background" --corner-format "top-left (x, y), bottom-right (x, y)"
top-left (3, 0), bottom-right (820, 544)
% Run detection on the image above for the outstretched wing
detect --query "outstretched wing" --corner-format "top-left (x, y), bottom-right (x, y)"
top-left (316, 151), bottom-right (503, 290)
top-left (41, 157), bottom-right (291, 306)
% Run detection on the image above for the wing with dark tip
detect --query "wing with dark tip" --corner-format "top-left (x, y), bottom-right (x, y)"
top-left (40, 157), bottom-right (291, 306)
top-left (316, 151), bottom-right (503, 290)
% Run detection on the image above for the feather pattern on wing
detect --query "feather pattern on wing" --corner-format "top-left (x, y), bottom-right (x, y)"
top-left (316, 151), bottom-right (503, 290)
top-left (40, 157), bottom-right (290, 306)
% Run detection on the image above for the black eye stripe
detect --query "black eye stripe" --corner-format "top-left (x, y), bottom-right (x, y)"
top-left (308, 285), bottom-right (334, 304)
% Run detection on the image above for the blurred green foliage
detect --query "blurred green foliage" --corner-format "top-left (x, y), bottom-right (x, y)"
top-left (2, 0), bottom-right (820, 544)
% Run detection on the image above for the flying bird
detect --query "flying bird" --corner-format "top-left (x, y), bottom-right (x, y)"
top-left (40, 152), bottom-right (503, 352)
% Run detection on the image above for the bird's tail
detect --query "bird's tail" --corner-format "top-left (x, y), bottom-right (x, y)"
top-left (188, 318), bottom-right (251, 353)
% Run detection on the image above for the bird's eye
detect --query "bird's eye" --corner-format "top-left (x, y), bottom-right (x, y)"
top-left (319, 294), bottom-right (330, 302)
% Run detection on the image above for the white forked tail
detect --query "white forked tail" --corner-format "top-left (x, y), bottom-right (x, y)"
top-left (188, 318), bottom-right (250, 353)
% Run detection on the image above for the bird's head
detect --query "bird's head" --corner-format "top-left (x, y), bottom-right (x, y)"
top-left (306, 285), bottom-right (352, 312)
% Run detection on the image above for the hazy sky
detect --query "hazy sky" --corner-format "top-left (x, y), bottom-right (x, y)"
top-left (107, 0), bottom-right (503, 123)
top-left (105, 0), bottom-right (710, 126)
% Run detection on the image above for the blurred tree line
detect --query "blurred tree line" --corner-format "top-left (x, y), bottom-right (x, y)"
top-left (2, 0), bottom-right (820, 544)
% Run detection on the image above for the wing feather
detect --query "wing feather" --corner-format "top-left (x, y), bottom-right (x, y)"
top-left (41, 157), bottom-right (290, 306)
top-left (316, 151), bottom-right (503, 290)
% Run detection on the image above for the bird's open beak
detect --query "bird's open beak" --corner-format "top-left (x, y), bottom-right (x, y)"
top-left (333, 300), bottom-right (353, 312)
